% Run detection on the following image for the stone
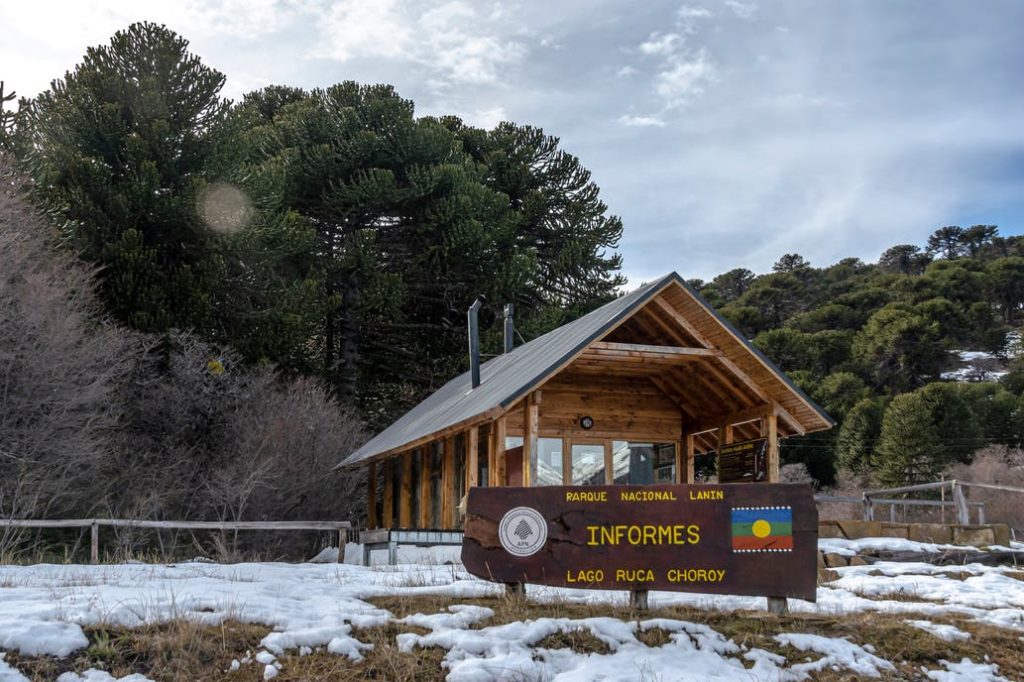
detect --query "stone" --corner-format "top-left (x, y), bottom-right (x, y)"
top-left (908, 523), bottom-right (953, 544)
top-left (953, 526), bottom-right (996, 547)
top-left (817, 568), bottom-right (839, 584)
top-left (823, 552), bottom-right (849, 568)
top-left (835, 520), bottom-right (882, 539)
top-left (992, 524), bottom-right (1011, 547)
top-left (880, 523), bottom-right (909, 539)
top-left (817, 522), bottom-right (845, 539)
top-left (817, 551), bottom-right (826, 567)
top-left (848, 555), bottom-right (870, 566)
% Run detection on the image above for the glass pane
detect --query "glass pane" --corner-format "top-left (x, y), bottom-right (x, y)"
top-left (535, 438), bottom-right (564, 486)
top-left (612, 442), bottom-right (655, 485)
top-left (571, 444), bottom-right (606, 486)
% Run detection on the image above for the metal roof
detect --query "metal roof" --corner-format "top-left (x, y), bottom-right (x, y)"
top-left (337, 274), bottom-right (675, 468)
top-left (336, 272), bottom-right (833, 469)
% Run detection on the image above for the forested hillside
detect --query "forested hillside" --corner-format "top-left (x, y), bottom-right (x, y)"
top-left (692, 229), bottom-right (1024, 488)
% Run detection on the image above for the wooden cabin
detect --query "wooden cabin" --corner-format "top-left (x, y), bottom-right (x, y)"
top-left (336, 272), bottom-right (833, 531)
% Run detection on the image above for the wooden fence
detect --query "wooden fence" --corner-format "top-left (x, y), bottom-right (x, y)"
top-left (0, 518), bottom-right (353, 563)
top-left (816, 478), bottom-right (1024, 526)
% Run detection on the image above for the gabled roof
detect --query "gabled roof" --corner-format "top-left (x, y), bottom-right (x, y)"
top-left (337, 272), bottom-right (833, 469)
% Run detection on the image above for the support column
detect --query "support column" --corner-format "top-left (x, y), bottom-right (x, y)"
top-left (766, 413), bottom-right (779, 483)
top-left (604, 440), bottom-right (614, 485)
top-left (382, 459), bottom-right (394, 528)
top-left (400, 451), bottom-right (413, 528)
top-left (490, 416), bottom-right (507, 486)
top-left (442, 437), bottom-right (456, 528)
top-left (673, 441), bottom-right (683, 484)
top-left (366, 462), bottom-right (378, 529)
top-left (522, 393), bottom-right (539, 487)
top-left (685, 433), bottom-right (696, 484)
top-left (419, 447), bottom-right (432, 528)
top-left (466, 426), bottom-right (479, 490)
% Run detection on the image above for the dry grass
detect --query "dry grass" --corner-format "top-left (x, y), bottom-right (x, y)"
top-left (4, 595), bottom-right (1022, 681)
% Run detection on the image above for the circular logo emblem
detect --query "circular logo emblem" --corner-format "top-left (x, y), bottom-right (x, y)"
top-left (498, 506), bottom-right (548, 557)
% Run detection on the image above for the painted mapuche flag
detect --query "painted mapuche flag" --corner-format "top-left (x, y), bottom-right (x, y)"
top-left (731, 506), bottom-right (793, 552)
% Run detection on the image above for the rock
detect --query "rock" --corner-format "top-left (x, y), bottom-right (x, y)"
top-left (824, 552), bottom-right (849, 568)
top-left (835, 520), bottom-right (882, 539)
top-left (817, 568), bottom-right (839, 584)
top-left (953, 526), bottom-right (996, 547)
top-left (992, 524), bottom-right (1011, 547)
top-left (817, 522), bottom-right (845, 539)
top-left (908, 523), bottom-right (953, 544)
top-left (848, 555), bottom-right (870, 566)
top-left (880, 523), bottom-right (909, 539)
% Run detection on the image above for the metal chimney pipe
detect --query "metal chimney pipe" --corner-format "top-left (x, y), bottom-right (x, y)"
top-left (468, 298), bottom-right (484, 388)
top-left (503, 303), bottom-right (514, 354)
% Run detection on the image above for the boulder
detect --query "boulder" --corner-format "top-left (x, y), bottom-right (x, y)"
top-left (823, 552), bottom-right (849, 568)
top-left (817, 522), bottom-right (845, 539)
top-left (908, 523), bottom-right (953, 544)
top-left (848, 555), bottom-right (870, 566)
top-left (880, 523), bottom-right (909, 539)
top-left (835, 520), bottom-right (882, 539)
top-left (817, 568), bottom-right (839, 584)
top-left (953, 525), bottom-right (996, 547)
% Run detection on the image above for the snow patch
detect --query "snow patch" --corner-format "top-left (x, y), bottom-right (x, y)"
top-left (905, 619), bottom-right (971, 641)
top-left (926, 657), bottom-right (1010, 681)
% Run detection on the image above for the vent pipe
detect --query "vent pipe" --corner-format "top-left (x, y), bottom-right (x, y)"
top-left (468, 297), bottom-right (484, 388)
top-left (503, 303), bottom-right (514, 354)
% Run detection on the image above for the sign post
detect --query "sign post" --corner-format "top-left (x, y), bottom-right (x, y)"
top-left (462, 484), bottom-right (817, 608)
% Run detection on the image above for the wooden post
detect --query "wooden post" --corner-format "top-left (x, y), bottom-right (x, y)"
top-left (337, 529), bottom-right (346, 563)
top-left (766, 413), bottom-right (779, 483)
top-left (382, 459), bottom-right (394, 528)
top-left (673, 441), bottom-right (683, 484)
top-left (90, 521), bottom-right (99, 564)
top-left (522, 393), bottom-right (539, 487)
top-left (366, 462), bottom-right (378, 530)
top-left (442, 437), bottom-right (456, 528)
top-left (685, 433), bottom-right (696, 484)
top-left (400, 452), bottom-right (413, 528)
top-left (604, 440), bottom-right (614, 484)
top-left (630, 589), bottom-right (649, 611)
top-left (767, 596), bottom-right (787, 615)
top-left (420, 447), bottom-right (433, 528)
top-left (466, 426), bottom-right (479, 490)
top-left (491, 416), bottom-right (507, 486)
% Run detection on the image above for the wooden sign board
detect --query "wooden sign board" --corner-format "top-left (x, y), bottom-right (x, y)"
top-left (718, 438), bottom-right (768, 483)
top-left (462, 484), bottom-right (817, 601)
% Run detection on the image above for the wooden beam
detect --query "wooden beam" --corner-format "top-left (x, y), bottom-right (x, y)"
top-left (419, 447), bottom-right (432, 528)
top-left (766, 414), bottom-right (780, 483)
top-left (651, 296), bottom-right (713, 347)
top-left (588, 341), bottom-right (721, 357)
top-left (400, 451), bottom-right (413, 528)
top-left (522, 393), bottom-right (539, 487)
top-left (692, 403), bottom-right (773, 435)
top-left (442, 437), bottom-right (455, 529)
top-left (466, 426), bottom-right (479, 490)
top-left (382, 459), bottom-right (394, 528)
top-left (366, 462), bottom-right (377, 529)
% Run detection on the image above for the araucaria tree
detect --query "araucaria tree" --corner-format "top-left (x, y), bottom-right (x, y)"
top-left (17, 22), bottom-right (228, 331)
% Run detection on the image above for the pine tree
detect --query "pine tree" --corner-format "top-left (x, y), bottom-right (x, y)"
top-left (18, 22), bottom-right (228, 331)
top-left (875, 392), bottom-right (943, 486)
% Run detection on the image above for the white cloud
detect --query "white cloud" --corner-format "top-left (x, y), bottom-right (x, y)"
top-left (616, 65), bottom-right (638, 78)
top-left (638, 32), bottom-right (682, 57)
top-left (466, 106), bottom-right (508, 129)
top-left (676, 5), bottom-right (713, 33)
top-left (618, 114), bottom-right (666, 127)
top-left (724, 0), bottom-right (758, 19)
top-left (314, 0), bottom-right (526, 86)
top-left (654, 49), bottom-right (717, 108)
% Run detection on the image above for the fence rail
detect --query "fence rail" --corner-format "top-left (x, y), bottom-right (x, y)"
top-left (0, 518), bottom-right (352, 564)
top-left (817, 478), bottom-right (1024, 526)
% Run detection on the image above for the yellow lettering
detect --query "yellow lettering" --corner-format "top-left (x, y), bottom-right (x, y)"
top-left (687, 525), bottom-right (700, 543)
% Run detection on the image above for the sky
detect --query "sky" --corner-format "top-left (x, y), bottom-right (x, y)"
top-left (4, 0), bottom-right (1024, 286)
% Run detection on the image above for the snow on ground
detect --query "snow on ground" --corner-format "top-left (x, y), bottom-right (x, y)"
top-left (0, 540), bottom-right (1020, 680)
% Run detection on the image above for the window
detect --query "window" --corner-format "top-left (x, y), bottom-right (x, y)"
top-left (571, 443), bottom-right (606, 485)
top-left (535, 438), bottom-right (564, 486)
top-left (612, 442), bottom-right (675, 484)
